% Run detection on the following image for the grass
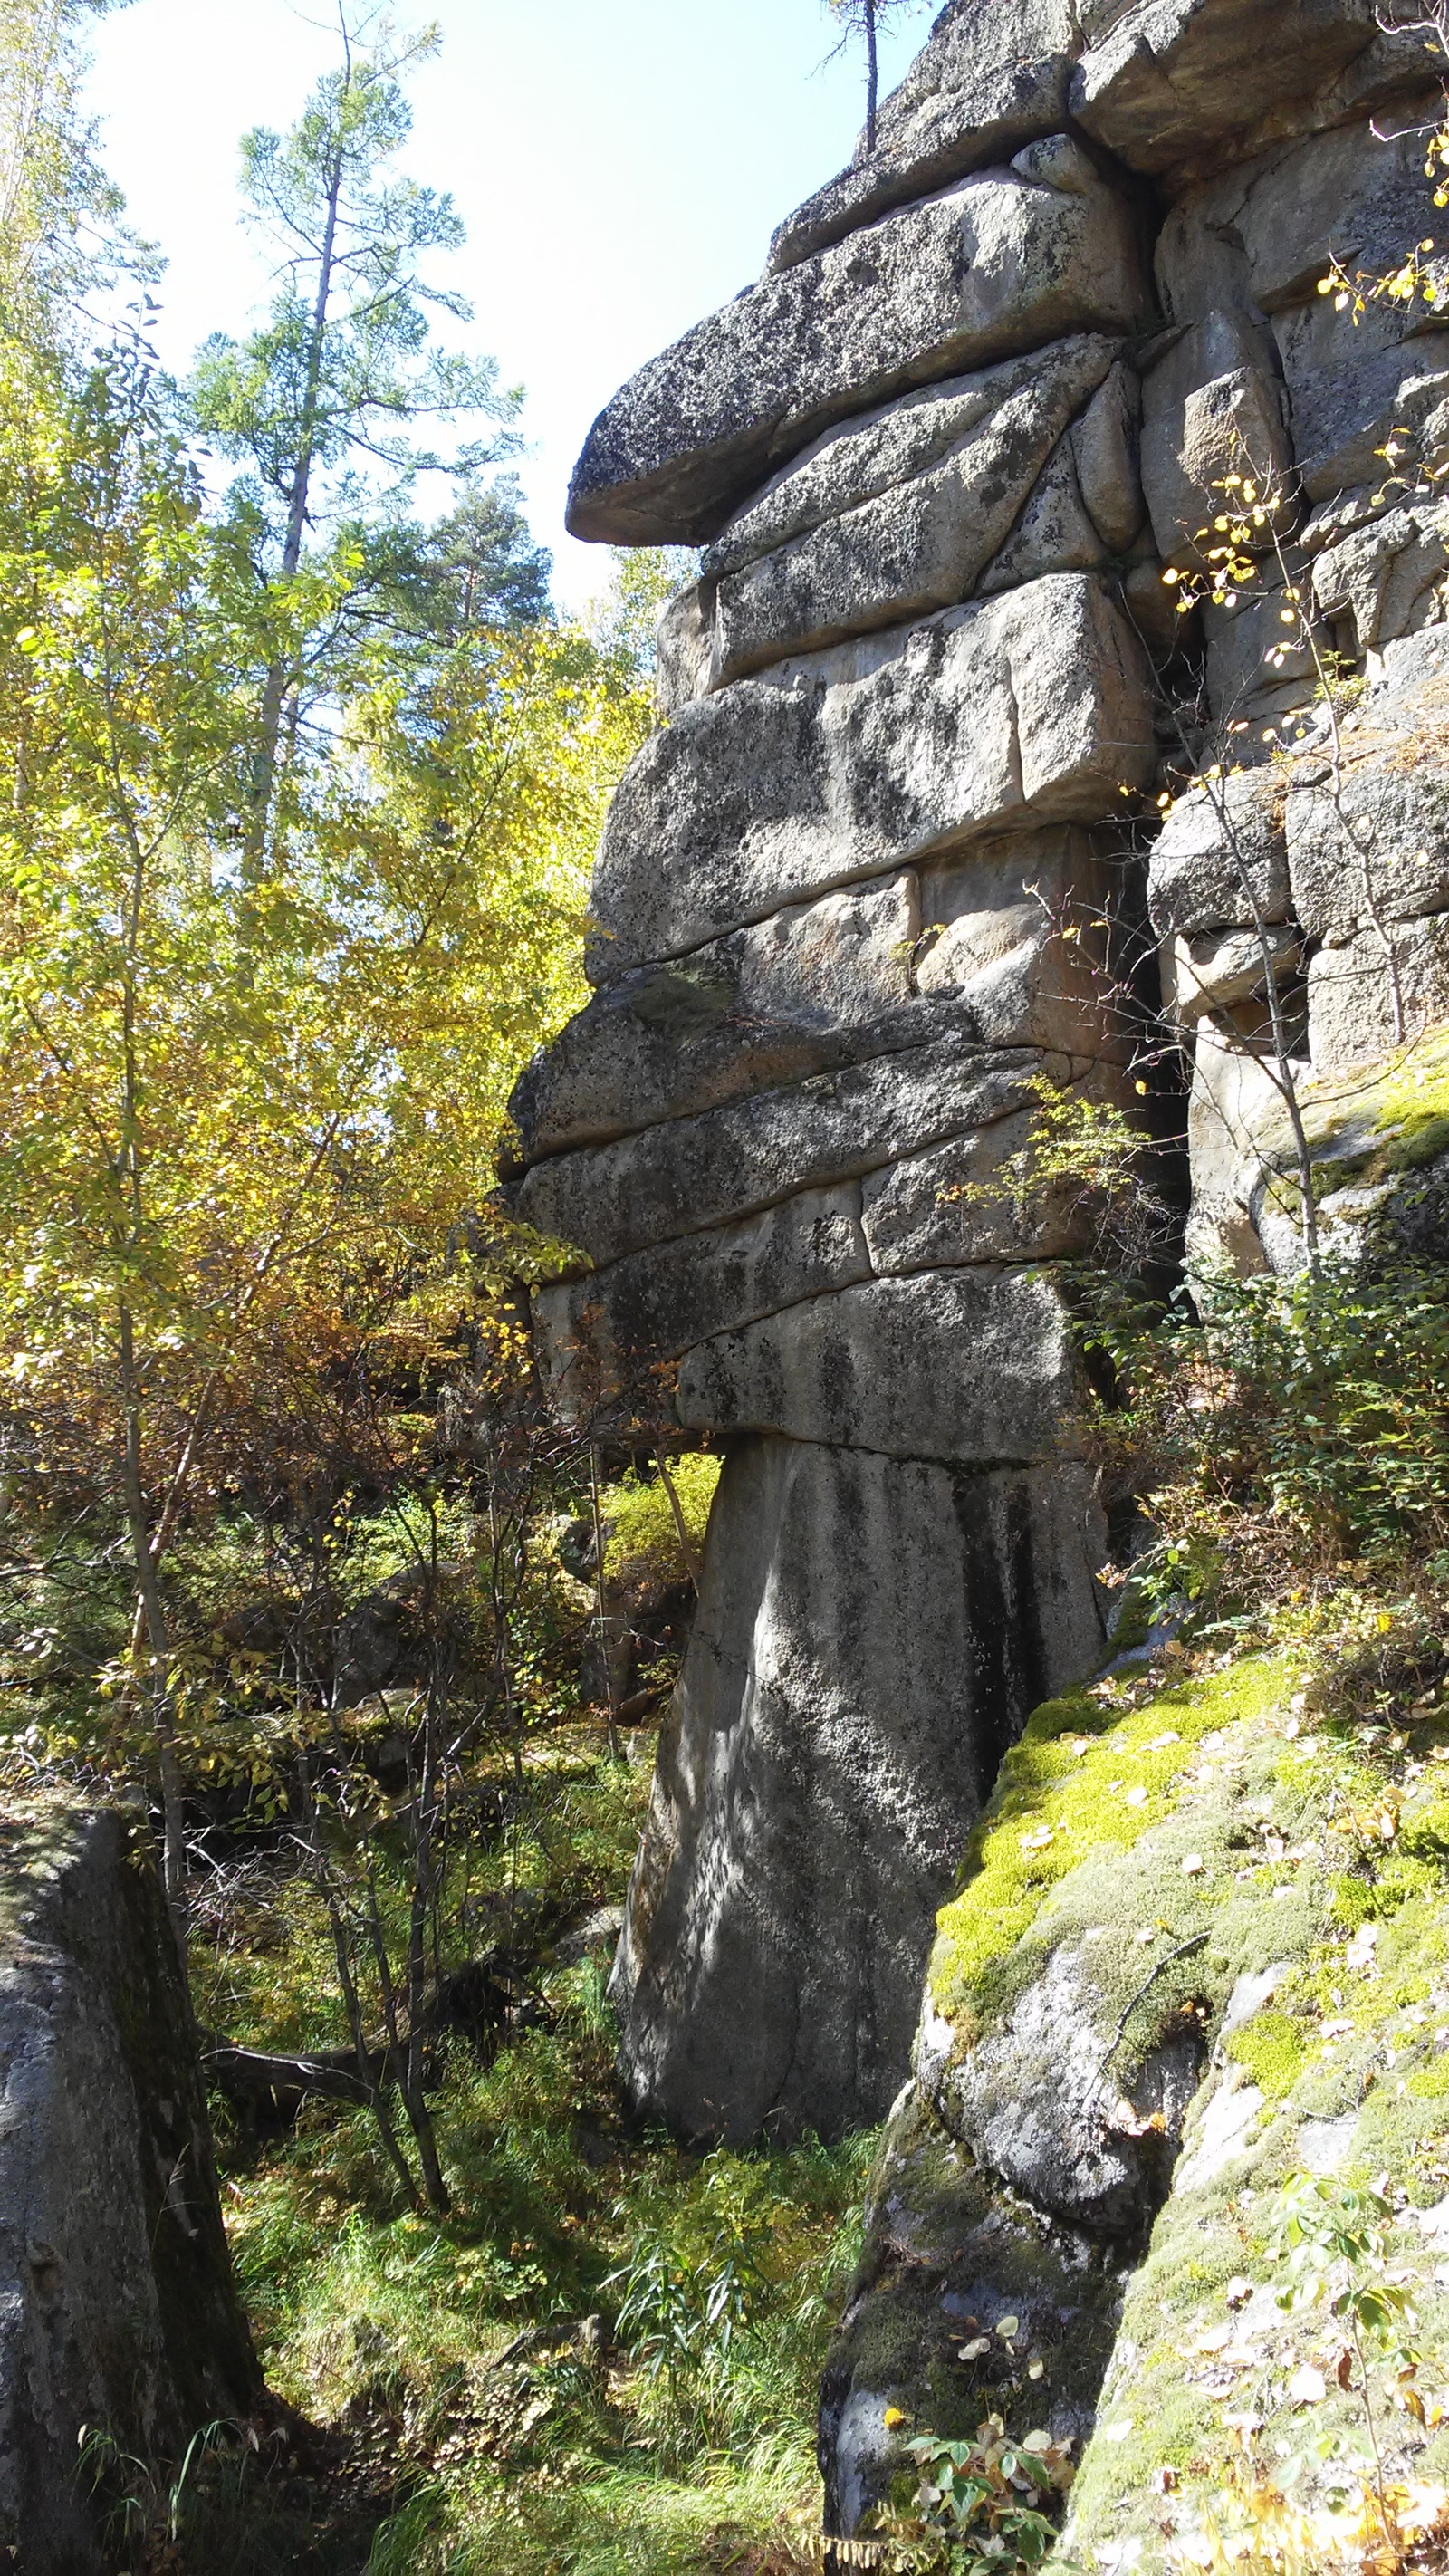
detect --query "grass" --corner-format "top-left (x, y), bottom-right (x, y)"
top-left (200, 1732), bottom-right (872, 2576)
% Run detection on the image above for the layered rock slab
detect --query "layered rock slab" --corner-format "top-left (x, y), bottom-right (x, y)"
top-left (589, 572), bottom-right (1156, 976)
top-left (609, 1435), bottom-right (1107, 2143)
top-left (567, 150), bottom-right (1150, 545)
top-left (698, 336), bottom-right (1124, 686)
top-left (767, 0), bottom-right (1083, 274)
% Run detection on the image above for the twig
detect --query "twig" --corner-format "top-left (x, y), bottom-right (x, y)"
top-left (1083, 1929), bottom-right (1209, 2103)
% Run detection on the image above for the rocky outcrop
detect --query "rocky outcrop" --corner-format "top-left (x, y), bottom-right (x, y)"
top-left (523, 0), bottom-right (1449, 2249)
top-left (819, 1644), bottom-right (1449, 2549)
top-left (0, 1799), bottom-right (257, 2571)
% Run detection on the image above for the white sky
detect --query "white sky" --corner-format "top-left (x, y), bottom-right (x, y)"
top-left (82, 0), bottom-right (932, 612)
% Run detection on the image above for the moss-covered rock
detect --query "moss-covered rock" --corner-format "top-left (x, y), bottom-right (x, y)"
top-left (821, 1640), bottom-right (1449, 2559)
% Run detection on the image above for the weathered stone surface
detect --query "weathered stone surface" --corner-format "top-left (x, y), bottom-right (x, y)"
top-left (567, 157), bottom-right (1150, 545)
top-left (767, 0), bottom-right (1082, 274)
top-left (1288, 756), bottom-right (1449, 941)
top-left (1156, 117), bottom-right (1443, 328)
top-left (917, 912), bottom-right (1119, 1056)
top-left (675, 1266), bottom-right (1082, 1462)
top-left (515, 1042), bottom-right (1044, 1272)
top-left (705, 337), bottom-right (1117, 586)
top-left (978, 428), bottom-right (1108, 592)
top-left (1070, 359), bottom-right (1147, 553)
top-left (832, 1657), bottom-right (1422, 2550)
top-left (590, 575), bottom-right (1156, 975)
top-left (0, 1804), bottom-right (257, 2570)
top-left (1164, 922), bottom-right (1302, 1025)
top-left (514, 833), bottom-right (1126, 1172)
top-left (510, 876), bottom-right (918, 1164)
top-left (1140, 312), bottom-right (1293, 572)
top-left (1308, 909), bottom-right (1449, 1072)
top-left (860, 1112), bottom-right (1096, 1271)
top-left (1183, 1022), bottom-right (1290, 1276)
top-left (705, 338), bottom-right (1119, 682)
top-left (1147, 771), bottom-right (1291, 939)
top-left (609, 1435), bottom-right (1107, 2141)
top-left (1071, 0), bottom-right (1376, 177)
top-left (820, 2087), bottom-right (1121, 2538)
top-left (655, 578), bottom-right (715, 718)
top-left (1310, 498), bottom-right (1449, 654)
top-left (533, 1185), bottom-right (872, 1420)
top-left (915, 827), bottom-right (1133, 1056)
top-left (1203, 576), bottom-right (1322, 726)
top-left (1272, 307), bottom-right (1449, 505)
top-left (923, 1937), bottom-right (1205, 2235)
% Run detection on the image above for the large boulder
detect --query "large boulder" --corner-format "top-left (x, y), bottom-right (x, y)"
top-left (1071, 0), bottom-right (1378, 177)
top-left (675, 1266), bottom-right (1085, 1463)
top-left (567, 151), bottom-right (1150, 544)
top-left (699, 335), bottom-right (1121, 684)
top-left (0, 1802), bottom-right (257, 2571)
top-left (767, 0), bottom-right (1083, 274)
top-left (609, 1436), bottom-right (1107, 2142)
top-left (589, 573), bottom-right (1156, 976)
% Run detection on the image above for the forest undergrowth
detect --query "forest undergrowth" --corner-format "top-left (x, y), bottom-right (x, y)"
top-left (204, 1739), bottom-right (871, 2576)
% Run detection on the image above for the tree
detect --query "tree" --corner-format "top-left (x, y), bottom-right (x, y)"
top-left (824, 0), bottom-right (927, 155)
top-left (0, 335), bottom-right (644, 1902)
top-left (0, 0), bottom-right (151, 342)
top-left (189, 7), bottom-right (516, 879)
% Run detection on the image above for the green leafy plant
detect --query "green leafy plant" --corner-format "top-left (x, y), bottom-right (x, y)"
top-left (858, 2417), bottom-right (1076, 2571)
top-left (606, 2156), bottom-right (773, 2382)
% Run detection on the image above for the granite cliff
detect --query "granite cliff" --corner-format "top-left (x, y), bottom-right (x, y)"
top-left (513, 0), bottom-right (1449, 2552)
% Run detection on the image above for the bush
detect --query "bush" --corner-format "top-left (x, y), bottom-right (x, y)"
top-left (1083, 1254), bottom-right (1449, 1607)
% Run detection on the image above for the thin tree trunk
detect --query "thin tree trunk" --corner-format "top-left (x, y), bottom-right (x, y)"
top-left (118, 1303), bottom-right (186, 1905)
top-left (866, 0), bottom-right (879, 150)
top-left (654, 1445), bottom-right (702, 1597)
top-left (590, 1443), bottom-right (622, 1757)
top-left (243, 97), bottom-right (348, 882)
top-left (296, 1753), bottom-right (420, 2206)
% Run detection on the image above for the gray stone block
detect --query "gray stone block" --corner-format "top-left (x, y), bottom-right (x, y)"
top-left (567, 157), bottom-right (1150, 545)
top-left (590, 574), bottom-right (1157, 976)
top-left (609, 1434), bottom-right (1107, 2141)
top-left (675, 1265), bottom-right (1083, 1462)
top-left (1147, 771), bottom-right (1291, 939)
top-left (1072, 0), bottom-right (1376, 177)
top-left (1289, 757), bottom-right (1449, 939)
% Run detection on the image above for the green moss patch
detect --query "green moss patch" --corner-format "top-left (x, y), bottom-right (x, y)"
top-left (928, 1651), bottom-right (1297, 2034)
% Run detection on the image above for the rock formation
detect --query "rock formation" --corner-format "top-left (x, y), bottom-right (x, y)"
top-left (513, 0), bottom-right (1449, 2169)
top-left (0, 1800), bottom-right (257, 2570)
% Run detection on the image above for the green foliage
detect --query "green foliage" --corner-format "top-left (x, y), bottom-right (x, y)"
top-left (1082, 1254), bottom-right (1449, 1601)
top-left (863, 2418), bottom-right (1076, 2571)
top-left (606, 2154), bottom-right (773, 2381)
top-left (0, 0), bottom-right (151, 342)
top-left (601, 1453), bottom-right (721, 1597)
top-left (585, 546), bottom-right (699, 682)
top-left (209, 1745), bottom-right (870, 2569)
